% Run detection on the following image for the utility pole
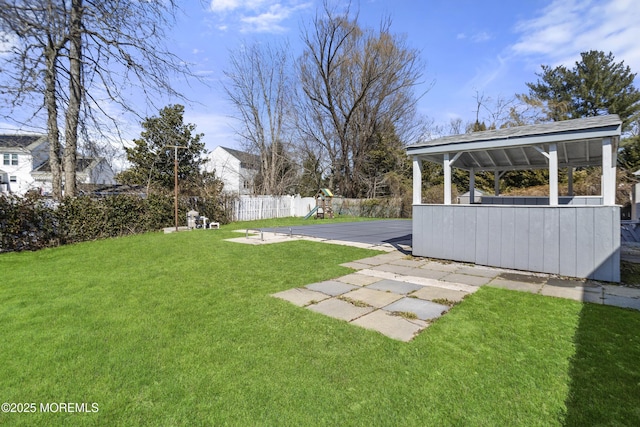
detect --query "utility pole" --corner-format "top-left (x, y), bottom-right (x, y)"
top-left (166, 145), bottom-right (187, 231)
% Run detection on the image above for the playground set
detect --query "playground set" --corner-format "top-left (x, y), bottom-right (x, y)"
top-left (304, 188), bottom-right (334, 219)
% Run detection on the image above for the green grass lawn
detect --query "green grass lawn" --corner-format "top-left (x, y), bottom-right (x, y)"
top-left (1, 221), bottom-right (639, 426)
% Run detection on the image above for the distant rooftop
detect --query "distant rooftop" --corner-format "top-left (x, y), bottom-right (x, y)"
top-left (0, 134), bottom-right (47, 149)
top-left (33, 157), bottom-right (95, 173)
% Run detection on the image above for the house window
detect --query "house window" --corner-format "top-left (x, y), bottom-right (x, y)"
top-left (3, 153), bottom-right (18, 165)
top-left (240, 161), bottom-right (258, 170)
top-left (9, 176), bottom-right (17, 183)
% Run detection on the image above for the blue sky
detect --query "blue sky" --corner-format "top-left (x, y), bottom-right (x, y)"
top-left (3, 0), bottom-right (640, 155)
top-left (169, 0), bottom-right (640, 151)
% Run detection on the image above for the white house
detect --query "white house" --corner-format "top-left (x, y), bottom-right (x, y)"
top-left (31, 156), bottom-right (116, 194)
top-left (0, 134), bottom-right (115, 196)
top-left (0, 134), bottom-right (49, 194)
top-left (202, 146), bottom-right (259, 194)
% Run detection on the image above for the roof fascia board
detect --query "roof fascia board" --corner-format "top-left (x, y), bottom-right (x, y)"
top-left (407, 126), bottom-right (621, 156)
top-left (26, 136), bottom-right (48, 151)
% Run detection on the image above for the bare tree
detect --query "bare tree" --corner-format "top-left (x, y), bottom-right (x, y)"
top-left (0, 0), bottom-right (198, 199)
top-left (298, 2), bottom-right (424, 197)
top-left (223, 41), bottom-right (297, 195)
top-left (0, 1), bottom-right (67, 198)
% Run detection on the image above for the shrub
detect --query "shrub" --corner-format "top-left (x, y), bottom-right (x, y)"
top-left (0, 193), bottom-right (59, 252)
top-left (0, 192), bottom-right (227, 253)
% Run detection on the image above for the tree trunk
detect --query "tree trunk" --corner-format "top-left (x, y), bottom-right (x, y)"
top-left (63, 0), bottom-right (82, 197)
top-left (44, 42), bottom-right (63, 200)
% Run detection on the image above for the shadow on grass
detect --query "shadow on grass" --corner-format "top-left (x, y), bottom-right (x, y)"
top-left (563, 302), bottom-right (640, 425)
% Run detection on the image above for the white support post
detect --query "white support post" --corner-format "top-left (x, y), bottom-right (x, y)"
top-left (413, 156), bottom-right (423, 205)
top-left (602, 138), bottom-right (616, 205)
top-left (494, 171), bottom-right (500, 196)
top-left (567, 167), bottom-right (574, 197)
top-left (444, 153), bottom-right (452, 205)
top-left (469, 168), bottom-right (475, 204)
top-left (549, 143), bottom-right (558, 206)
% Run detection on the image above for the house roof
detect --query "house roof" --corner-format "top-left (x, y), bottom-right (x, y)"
top-left (219, 146), bottom-right (260, 165)
top-left (407, 115), bottom-right (622, 172)
top-left (32, 157), bottom-right (98, 173)
top-left (0, 134), bottom-right (47, 151)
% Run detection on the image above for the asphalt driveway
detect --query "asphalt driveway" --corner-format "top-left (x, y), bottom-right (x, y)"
top-left (261, 219), bottom-right (412, 247)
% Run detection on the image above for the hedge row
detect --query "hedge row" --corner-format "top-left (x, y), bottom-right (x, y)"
top-left (0, 193), bottom-right (230, 253)
top-left (334, 196), bottom-right (412, 218)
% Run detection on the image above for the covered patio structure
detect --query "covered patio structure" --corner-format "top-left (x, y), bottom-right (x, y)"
top-left (407, 115), bottom-right (622, 282)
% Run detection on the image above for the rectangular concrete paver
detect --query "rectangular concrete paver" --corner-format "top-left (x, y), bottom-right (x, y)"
top-left (455, 266), bottom-right (500, 279)
top-left (540, 285), bottom-right (602, 304)
top-left (421, 261), bottom-right (460, 273)
top-left (486, 278), bottom-right (543, 294)
top-left (351, 310), bottom-right (427, 342)
top-left (359, 269), bottom-right (479, 293)
top-left (356, 253), bottom-right (402, 266)
top-left (373, 252), bottom-right (407, 262)
top-left (370, 264), bottom-right (417, 276)
top-left (441, 273), bottom-right (491, 287)
top-left (383, 297), bottom-right (449, 321)
top-left (602, 285), bottom-right (640, 298)
top-left (388, 258), bottom-right (428, 268)
top-left (306, 281), bottom-right (359, 296)
top-left (368, 279), bottom-right (424, 295)
top-left (402, 276), bottom-right (479, 293)
top-left (342, 287), bottom-right (403, 308)
top-left (272, 288), bottom-right (331, 306)
top-left (498, 272), bottom-right (547, 284)
top-left (411, 286), bottom-right (468, 303)
top-left (339, 261), bottom-right (372, 270)
top-left (308, 298), bottom-right (375, 321)
top-left (336, 273), bottom-right (382, 287)
top-left (546, 277), bottom-right (588, 288)
top-left (405, 268), bottom-right (449, 280)
top-left (603, 295), bottom-right (640, 310)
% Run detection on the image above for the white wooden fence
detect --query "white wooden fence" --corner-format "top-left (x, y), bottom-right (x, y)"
top-left (230, 195), bottom-right (316, 221)
top-left (228, 195), bottom-right (406, 221)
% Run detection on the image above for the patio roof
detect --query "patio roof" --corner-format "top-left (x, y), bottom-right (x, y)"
top-left (406, 115), bottom-right (622, 172)
top-left (408, 115), bottom-right (623, 206)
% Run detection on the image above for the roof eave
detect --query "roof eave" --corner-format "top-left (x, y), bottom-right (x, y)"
top-left (407, 124), bottom-right (621, 156)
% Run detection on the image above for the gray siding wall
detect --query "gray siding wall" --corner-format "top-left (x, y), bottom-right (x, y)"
top-left (412, 204), bottom-right (620, 282)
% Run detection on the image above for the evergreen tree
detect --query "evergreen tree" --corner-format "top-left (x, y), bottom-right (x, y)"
top-left (117, 105), bottom-right (207, 194)
top-left (523, 51), bottom-right (640, 129)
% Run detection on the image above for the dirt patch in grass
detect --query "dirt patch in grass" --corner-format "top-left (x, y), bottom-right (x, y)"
top-left (431, 298), bottom-right (459, 307)
top-left (338, 296), bottom-right (371, 308)
top-left (391, 311), bottom-right (418, 320)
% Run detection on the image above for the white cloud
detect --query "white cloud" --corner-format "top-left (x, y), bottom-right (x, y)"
top-left (240, 4), bottom-right (293, 33)
top-left (209, 0), bottom-right (242, 13)
top-left (210, 0), bottom-right (269, 12)
top-left (208, 0), bottom-right (311, 34)
top-left (471, 31), bottom-right (492, 43)
top-left (510, 0), bottom-right (640, 72)
top-left (464, 55), bottom-right (509, 95)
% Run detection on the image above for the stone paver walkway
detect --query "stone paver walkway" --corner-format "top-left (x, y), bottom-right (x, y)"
top-left (228, 228), bottom-right (640, 342)
top-left (272, 251), bottom-right (640, 342)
